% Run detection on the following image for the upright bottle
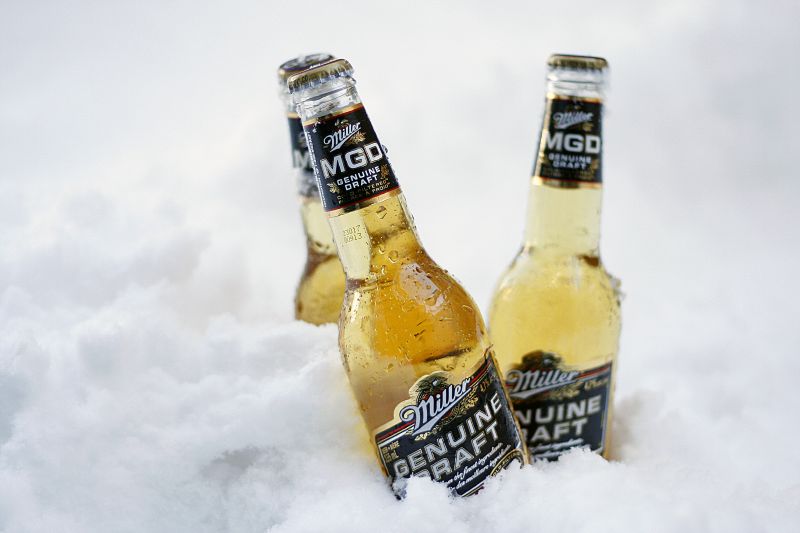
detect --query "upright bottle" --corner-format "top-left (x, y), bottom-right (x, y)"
top-left (278, 54), bottom-right (346, 325)
top-left (288, 59), bottom-right (526, 496)
top-left (489, 55), bottom-right (621, 461)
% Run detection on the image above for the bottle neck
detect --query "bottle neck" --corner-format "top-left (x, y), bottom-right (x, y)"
top-left (328, 193), bottom-right (421, 281)
top-left (295, 80), bottom-right (419, 281)
top-left (295, 77), bottom-right (361, 123)
top-left (300, 195), bottom-right (336, 254)
top-left (526, 72), bottom-right (605, 257)
top-left (524, 181), bottom-right (602, 256)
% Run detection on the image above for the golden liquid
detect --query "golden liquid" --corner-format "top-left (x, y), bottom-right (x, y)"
top-left (294, 195), bottom-right (346, 325)
top-left (329, 192), bottom-right (507, 441)
top-left (489, 182), bottom-right (621, 458)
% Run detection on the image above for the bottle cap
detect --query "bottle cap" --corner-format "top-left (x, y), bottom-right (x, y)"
top-left (278, 53), bottom-right (336, 86)
top-left (548, 54), bottom-right (608, 71)
top-left (287, 58), bottom-right (354, 95)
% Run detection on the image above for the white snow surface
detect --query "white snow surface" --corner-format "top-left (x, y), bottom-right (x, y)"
top-left (1, 1), bottom-right (799, 531)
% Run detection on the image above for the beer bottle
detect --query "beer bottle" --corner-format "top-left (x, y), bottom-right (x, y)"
top-left (278, 54), bottom-right (345, 325)
top-left (489, 55), bottom-right (621, 461)
top-left (288, 59), bottom-right (526, 496)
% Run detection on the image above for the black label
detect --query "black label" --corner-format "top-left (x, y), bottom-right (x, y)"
top-left (287, 115), bottom-right (317, 198)
top-left (534, 97), bottom-right (603, 185)
top-left (375, 351), bottom-right (525, 498)
top-left (505, 351), bottom-right (612, 460)
top-left (304, 105), bottom-right (400, 212)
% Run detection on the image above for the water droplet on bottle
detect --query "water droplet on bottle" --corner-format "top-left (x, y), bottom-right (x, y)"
top-left (388, 250), bottom-right (399, 263)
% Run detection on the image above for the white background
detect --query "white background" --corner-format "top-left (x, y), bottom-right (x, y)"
top-left (1, 1), bottom-right (798, 532)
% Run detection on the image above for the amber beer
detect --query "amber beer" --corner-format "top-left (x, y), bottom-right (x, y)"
top-left (278, 54), bottom-right (345, 325)
top-left (489, 55), bottom-right (621, 461)
top-left (288, 59), bottom-right (526, 496)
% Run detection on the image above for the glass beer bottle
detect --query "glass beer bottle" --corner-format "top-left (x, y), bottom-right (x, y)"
top-left (278, 54), bottom-right (345, 325)
top-left (489, 54), bottom-right (621, 461)
top-left (289, 59), bottom-right (526, 496)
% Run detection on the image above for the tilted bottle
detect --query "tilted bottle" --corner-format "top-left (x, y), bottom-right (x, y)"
top-left (489, 55), bottom-right (621, 461)
top-left (278, 54), bottom-right (345, 325)
top-left (288, 59), bottom-right (526, 496)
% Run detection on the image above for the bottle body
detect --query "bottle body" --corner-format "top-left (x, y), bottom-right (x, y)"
top-left (489, 55), bottom-right (621, 461)
top-left (489, 187), bottom-right (621, 460)
top-left (278, 54), bottom-right (345, 325)
top-left (291, 59), bottom-right (526, 496)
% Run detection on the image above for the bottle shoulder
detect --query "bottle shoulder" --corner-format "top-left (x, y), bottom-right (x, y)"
top-left (353, 252), bottom-right (483, 320)
top-left (342, 251), bottom-right (488, 363)
top-left (488, 249), bottom-right (621, 365)
top-left (492, 250), bottom-right (620, 307)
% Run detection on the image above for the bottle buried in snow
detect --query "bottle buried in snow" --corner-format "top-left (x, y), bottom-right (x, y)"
top-left (489, 54), bottom-right (621, 461)
top-left (288, 59), bottom-right (527, 497)
top-left (278, 54), bottom-right (346, 325)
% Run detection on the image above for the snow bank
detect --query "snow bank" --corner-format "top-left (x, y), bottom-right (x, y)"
top-left (2, 291), bottom-right (797, 532)
top-left (1, 0), bottom-right (799, 531)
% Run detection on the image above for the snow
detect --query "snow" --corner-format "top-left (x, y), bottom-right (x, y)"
top-left (1, 0), bottom-right (799, 531)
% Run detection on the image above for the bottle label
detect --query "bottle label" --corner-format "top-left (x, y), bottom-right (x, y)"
top-left (534, 97), bottom-right (603, 187)
top-left (303, 104), bottom-right (400, 212)
top-left (505, 351), bottom-right (612, 460)
top-left (374, 350), bottom-right (525, 497)
top-left (287, 114), bottom-right (318, 198)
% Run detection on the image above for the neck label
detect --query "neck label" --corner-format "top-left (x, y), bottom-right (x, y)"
top-left (286, 115), bottom-right (318, 197)
top-left (304, 105), bottom-right (400, 212)
top-left (534, 97), bottom-right (603, 186)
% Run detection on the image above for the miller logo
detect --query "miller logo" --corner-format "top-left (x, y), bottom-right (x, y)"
top-left (399, 374), bottom-right (473, 436)
top-left (552, 110), bottom-right (594, 130)
top-left (505, 351), bottom-right (579, 399)
top-left (323, 119), bottom-right (362, 151)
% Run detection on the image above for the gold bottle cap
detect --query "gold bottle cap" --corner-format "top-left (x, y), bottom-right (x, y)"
top-left (548, 54), bottom-right (608, 71)
top-left (287, 58), bottom-right (354, 94)
top-left (278, 53), bottom-right (336, 86)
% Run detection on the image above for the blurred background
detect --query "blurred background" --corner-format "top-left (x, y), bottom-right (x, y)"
top-left (1, 1), bottom-right (799, 527)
